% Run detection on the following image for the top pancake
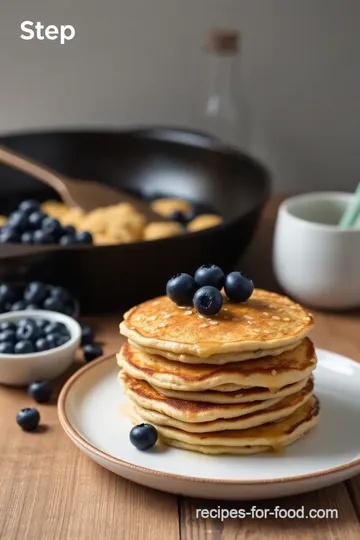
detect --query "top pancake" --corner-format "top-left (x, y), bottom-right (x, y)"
top-left (120, 289), bottom-right (314, 358)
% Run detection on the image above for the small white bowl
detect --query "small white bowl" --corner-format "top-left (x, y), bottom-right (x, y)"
top-left (0, 310), bottom-right (81, 386)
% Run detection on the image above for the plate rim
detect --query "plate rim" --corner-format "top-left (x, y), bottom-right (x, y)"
top-left (58, 351), bottom-right (360, 486)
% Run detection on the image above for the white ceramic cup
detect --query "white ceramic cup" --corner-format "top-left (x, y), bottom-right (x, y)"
top-left (273, 192), bottom-right (360, 309)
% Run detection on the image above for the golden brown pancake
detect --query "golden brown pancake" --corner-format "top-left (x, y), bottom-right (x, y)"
top-left (117, 338), bottom-right (316, 391)
top-left (120, 289), bottom-right (314, 358)
top-left (121, 374), bottom-right (314, 430)
top-left (129, 396), bottom-right (320, 454)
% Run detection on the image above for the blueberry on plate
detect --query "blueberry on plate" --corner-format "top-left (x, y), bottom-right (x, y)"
top-left (35, 337), bottom-right (50, 352)
top-left (21, 231), bottom-right (34, 244)
top-left (80, 324), bottom-right (93, 346)
top-left (16, 407), bottom-right (40, 431)
top-left (18, 200), bottom-right (40, 215)
top-left (83, 344), bottom-right (103, 363)
top-left (14, 340), bottom-right (35, 354)
top-left (0, 341), bottom-right (14, 354)
top-left (16, 320), bottom-right (39, 341)
top-left (194, 264), bottom-right (225, 290)
top-left (28, 380), bottom-right (52, 403)
top-left (41, 217), bottom-right (63, 239)
top-left (224, 272), bottom-right (254, 303)
top-left (193, 286), bottom-right (223, 316)
top-left (10, 300), bottom-right (27, 311)
top-left (75, 231), bottom-right (93, 244)
top-left (7, 211), bottom-right (29, 233)
top-left (42, 296), bottom-right (64, 312)
top-left (166, 273), bottom-right (198, 306)
top-left (0, 329), bottom-right (16, 343)
top-left (62, 225), bottom-right (76, 236)
top-left (28, 211), bottom-right (46, 230)
top-left (59, 234), bottom-right (78, 246)
top-left (33, 229), bottom-right (55, 245)
top-left (0, 321), bottom-right (16, 332)
top-left (24, 282), bottom-right (48, 304)
top-left (130, 423), bottom-right (158, 450)
top-left (0, 284), bottom-right (17, 304)
top-left (0, 228), bottom-right (21, 243)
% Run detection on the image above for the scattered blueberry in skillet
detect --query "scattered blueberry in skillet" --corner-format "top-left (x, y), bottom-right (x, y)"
top-left (33, 229), bottom-right (55, 245)
top-left (7, 211), bottom-right (29, 233)
top-left (168, 210), bottom-right (187, 225)
top-left (41, 217), bottom-right (63, 239)
top-left (43, 296), bottom-right (65, 313)
top-left (185, 208), bottom-right (198, 222)
top-left (16, 408), bottom-right (40, 431)
top-left (21, 231), bottom-right (34, 244)
top-left (193, 285), bottom-right (223, 316)
top-left (62, 225), bottom-right (76, 236)
top-left (24, 282), bottom-right (48, 304)
top-left (224, 271), bottom-right (254, 303)
top-left (81, 324), bottom-right (94, 346)
top-left (49, 286), bottom-right (69, 303)
top-left (28, 210), bottom-right (46, 230)
top-left (0, 341), bottom-right (14, 354)
top-left (166, 273), bottom-right (198, 306)
top-left (130, 423), bottom-right (158, 451)
top-left (194, 264), bottom-right (225, 290)
top-left (28, 380), bottom-right (52, 404)
top-left (0, 228), bottom-right (20, 243)
top-left (83, 343), bottom-right (103, 363)
top-left (75, 231), bottom-right (93, 244)
top-left (59, 235), bottom-right (77, 246)
top-left (0, 284), bottom-right (17, 304)
top-left (18, 200), bottom-right (40, 215)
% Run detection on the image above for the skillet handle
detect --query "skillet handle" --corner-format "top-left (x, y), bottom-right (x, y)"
top-left (128, 127), bottom-right (221, 148)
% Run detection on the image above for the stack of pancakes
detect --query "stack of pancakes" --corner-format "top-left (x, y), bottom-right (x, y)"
top-left (118, 289), bottom-right (319, 455)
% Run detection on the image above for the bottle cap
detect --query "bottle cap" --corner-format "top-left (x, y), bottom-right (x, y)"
top-left (206, 29), bottom-right (239, 53)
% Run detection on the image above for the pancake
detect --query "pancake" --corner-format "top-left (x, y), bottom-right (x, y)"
top-left (124, 378), bottom-right (314, 431)
top-left (129, 396), bottom-right (320, 454)
top-left (117, 338), bottom-right (316, 392)
top-left (129, 340), bottom-right (299, 365)
top-left (151, 377), bottom-right (310, 404)
top-left (120, 289), bottom-right (314, 358)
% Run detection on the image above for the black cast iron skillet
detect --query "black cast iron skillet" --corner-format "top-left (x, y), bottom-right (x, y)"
top-left (0, 128), bottom-right (271, 313)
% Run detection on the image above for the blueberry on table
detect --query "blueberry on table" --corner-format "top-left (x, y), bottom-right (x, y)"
top-left (28, 211), bottom-right (46, 230)
top-left (33, 229), bottom-right (55, 245)
top-left (41, 217), bottom-right (63, 239)
top-left (80, 324), bottom-right (94, 346)
top-left (224, 272), bottom-right (254, 303)
top-left (0, 228), bottom-right (21, 243)
top-left (16, 320), bottom-right (39, 341)
top-left (35, 337), bottom-right (50, 352)
top-left (16, 408), bottom-right (40, 431)
top-left (21, 231), bottom-right (34, 244)
top-left (28, 380), bottom-right (52, 403)
top-left (75, 231), bottom-right (93, 244)
top-left (83, 344), bottom-right (103, 363)
top-left (0, 284), bottom-right (17, 304)
top-left (18, 199), bottom-right (40, 214)
top-left (0, 321), bottom-right (16, 332)
top-left (0, 341), bottom-right (14, 354)
top-left (24, 282), bottom-right (48, 304)
top-left (14, 340), bottom-right (35, 354)
top-left (10, 300), bottom-right (27, 311)
top-left (130, 423), bottom-right (158, 450)
top-left (166, 273), bottom-right (198, 306)
top-left (194, 264), bottom-right (225, 290)
top-left (0, 329), bottom-right (16, 343)
top-left (193, 286), bottom-right (223, 316)
top-left (42, 296), bottom-right (65, 312)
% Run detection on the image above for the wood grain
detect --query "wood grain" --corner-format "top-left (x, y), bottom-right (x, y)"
top-left (0, 197), bottom-right (359, 540)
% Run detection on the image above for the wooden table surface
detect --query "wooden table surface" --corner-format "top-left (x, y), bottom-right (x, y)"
top-left (1, 198), bottom-right (360, 540)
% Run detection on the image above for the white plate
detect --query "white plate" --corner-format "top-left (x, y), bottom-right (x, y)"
top-left (58, 349), bottom-right (360, 500)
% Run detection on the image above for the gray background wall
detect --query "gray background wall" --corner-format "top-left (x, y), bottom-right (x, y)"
top-left (1, 0), bottom-right (359, 192)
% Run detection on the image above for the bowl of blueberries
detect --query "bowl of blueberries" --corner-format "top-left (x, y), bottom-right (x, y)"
top-left (0, 310), bottom-right (81, 385)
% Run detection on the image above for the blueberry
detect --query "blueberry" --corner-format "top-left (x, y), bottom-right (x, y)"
top-left (185, 208), bottom-right (198, 222)
top-left (166, 273), bottom-right (198, 306)
top-left (10, 300), bottom-right (27, 311)
top-left (28, 380), bottom-right (52, 403)
top-left (35, 319), bottom-right (48, 331)
top-left (0, 341), bottom-right (14, 354)
top-left (16, 320), bottom-right (39, 341)
top-left (24, 282), bottom-right (48, 304)
top-left (17, 317), bottom-right (37, 327)
top-left (14, 340), bottom-right (35, 354)
top-left (21, 231), bottom-right (34, 244)
top-left (44, 321), bottom-right (68, 335)
top-left (130, 423), bottom-right (158, 450)
top-left (28, 211), bottom-right (46, 230)
top-left (49, 286), bottom-right (69, 303)
top-left (62, 225), bottom-right (76, 236)
top-left (42, 297), bottom-right (64, 312)
top-left (35, 337), bottom-right (50, 352)
top-left (56, 335), bottom-right (70, 346)
top-left (193, 286), bottom-right (223, 316)
top-left (0, 284), bottom-right (17, 304)
top-left (0, 321), bottom-right (16, 332)
top-left (33, 229), bottom-right (55, 245)
top-left (16, 408), bottom-right (40, 431)
top-left (59, 235), bottom-right (77, 246)
top-left (83, 344), bottom-right (103, 363)
top-left (169, 210), bottom-right (187, 225)
top-left (7, 211), bottom-right (29, 233)
top-left (25, 303), bottom-right (40, 310)
top-left (46, 333), bottom-right (61, 348)
top-left (81, 324), bottom-right (93, 346)
top-left (41, 217), bottom-right (63, 239)
top-left (194, 264), bottom-right (225, 290)
top-left (0, 228), bottom-right (21, 243)
top-left (224, 272), bottom-right (254, 303)
top-left (0, 329), bottom-right (16, 343)
top-left (75, 231), bottom-right (93, 244)
top-left (18, 200), bottom-right (40, 214)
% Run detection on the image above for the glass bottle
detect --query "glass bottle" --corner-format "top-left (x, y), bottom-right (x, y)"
top-left (202, 29), bottom-right (250, 151)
